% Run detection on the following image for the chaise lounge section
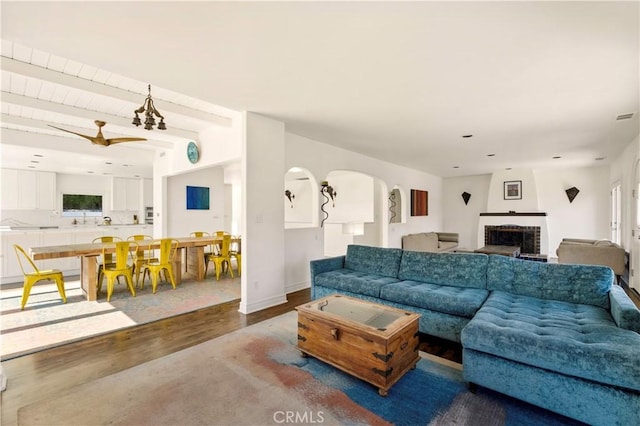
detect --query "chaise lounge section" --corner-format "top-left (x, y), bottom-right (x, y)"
top-left (310, 244), bottom-right (640, 425)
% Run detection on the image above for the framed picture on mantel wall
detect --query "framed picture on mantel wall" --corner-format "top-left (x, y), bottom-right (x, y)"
top-left (504, 180), bottom-right (522, 200)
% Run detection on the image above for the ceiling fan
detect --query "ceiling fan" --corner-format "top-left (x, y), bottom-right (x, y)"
top-left (48, 120), bottom-right (147, 147)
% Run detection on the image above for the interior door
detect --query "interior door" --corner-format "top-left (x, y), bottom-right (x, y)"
top-left (611, 183), bottom-right (622, 244)
top-left (632, 163), bottom-right (640, 292)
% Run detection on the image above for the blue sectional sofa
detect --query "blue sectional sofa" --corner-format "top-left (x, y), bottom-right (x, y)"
top-left (310, 244), bottom-right (640, 425)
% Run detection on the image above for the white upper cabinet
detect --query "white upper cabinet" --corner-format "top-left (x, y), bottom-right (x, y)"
top-left (1, 169), bottom-right (57, 211)
top-left (111, 177), bottom-right (141, 211)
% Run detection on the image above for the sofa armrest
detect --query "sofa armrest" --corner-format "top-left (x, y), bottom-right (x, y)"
top-left (609, 286), bottom-right (640, 333)
top-left (310, 255), bottom-right (345, 284)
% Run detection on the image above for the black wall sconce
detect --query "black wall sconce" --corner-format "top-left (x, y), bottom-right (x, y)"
top-left (285, 189), bottom-right (295, 208)
top-left (565, 186), bottom-right (580, 203)
top-left (320, 180), bottom-right (337, 227)
top-left (461, 191), bottom-right (471, 205)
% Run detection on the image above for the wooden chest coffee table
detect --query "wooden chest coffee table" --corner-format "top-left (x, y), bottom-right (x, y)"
top-left (296, 294), bottom-right (421, 396)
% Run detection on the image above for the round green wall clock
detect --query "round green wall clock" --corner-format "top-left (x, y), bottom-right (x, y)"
top-left (187, 141), bottom-right (199, 164)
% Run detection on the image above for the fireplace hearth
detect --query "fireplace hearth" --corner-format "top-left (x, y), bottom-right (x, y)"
top-left (485, 225), bottom-right (541, 255)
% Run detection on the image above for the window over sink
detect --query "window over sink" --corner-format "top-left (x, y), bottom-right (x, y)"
top-left (62, 194), bottom-right (103, 217)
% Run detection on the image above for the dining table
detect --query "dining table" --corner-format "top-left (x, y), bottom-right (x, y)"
top-left (29, 236), bottom-right (241, 301)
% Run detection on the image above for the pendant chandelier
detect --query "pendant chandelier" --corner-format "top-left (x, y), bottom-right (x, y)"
top-left (132, 84), bottom-right (166, 130)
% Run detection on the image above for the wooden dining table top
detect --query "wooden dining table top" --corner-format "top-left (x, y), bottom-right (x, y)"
top-left (30, 236), bottom-right (240, 261)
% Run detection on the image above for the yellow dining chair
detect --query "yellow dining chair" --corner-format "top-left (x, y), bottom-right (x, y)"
top-left (14, 244), bottom-right (67, 310)
top-left (141, 238), bottom-right (179, 293)
top-left (93, 236), bottom-right (123, 286)
top-left (127, 234), bottom-right (157, 287)
top-left (229, 237), bottom-right (241, 276)
top-left (205, 235), bottom-right (234, 281)
top-left (98, 241), bottom-right (136, 301)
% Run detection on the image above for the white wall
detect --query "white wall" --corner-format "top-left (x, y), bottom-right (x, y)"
top-left (284, 132), bottom-right (444, 292)
top-left (241, 112), bottom-right (287, 313)
top-left (166, 167), bottom-right (226, 238)
top-left (536, 166), bottom-right (610, 254)
top-left (442, 174), bottom-right (491, 249)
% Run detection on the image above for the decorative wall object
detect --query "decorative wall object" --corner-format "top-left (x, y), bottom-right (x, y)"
top-left (320, 181), bottom-right (337, 227)
top-left (461, 192), bottom-right (471, 205)
top-left (186, 186), bottom-right (210, 210)
top-left (410, 189), bottom-right (428, 216)
top-left (503, 180), bottom-right (522, 200)
top-left (565, 186), bottom-right (580, 203)
top-left (285, 189), bottom-right (295, 208)
top-left (389, 191), bottom-right (396, 223)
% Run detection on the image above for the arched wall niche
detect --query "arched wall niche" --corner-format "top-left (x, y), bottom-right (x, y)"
top-left (284, 167), bottom-right (318, 229)
top-left (322, 169), bottom-right (389, 256)
top-left (389, 186), bottom-right (407, 224)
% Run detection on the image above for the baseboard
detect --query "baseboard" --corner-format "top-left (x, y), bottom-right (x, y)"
top-left (285, 281), bottom-right (310, 294)
top-left (239, 293), bottom-right (288, 314)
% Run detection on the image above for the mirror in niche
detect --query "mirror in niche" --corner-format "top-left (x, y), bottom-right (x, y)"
top-left (284, 167), bottom-right (315, 229)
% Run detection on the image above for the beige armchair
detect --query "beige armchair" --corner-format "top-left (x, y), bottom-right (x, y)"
top-left (556, 238), bottom-right (626, 276)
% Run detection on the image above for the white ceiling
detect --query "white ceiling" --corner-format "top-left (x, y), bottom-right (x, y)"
top-left (1, 1), bottom-right (638, 179)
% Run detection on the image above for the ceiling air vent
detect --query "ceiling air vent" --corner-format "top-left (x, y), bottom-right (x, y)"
top-left (616, 113), bottom-right (634, 120)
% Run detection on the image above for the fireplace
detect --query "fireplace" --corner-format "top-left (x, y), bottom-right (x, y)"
top-left (485, 225), bottom-right (541, 255)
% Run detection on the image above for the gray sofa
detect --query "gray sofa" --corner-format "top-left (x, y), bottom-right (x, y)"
top-left (310, 244), bottom-right (640, 425)
top-left (556, 237), bottom-right (626, 276)
top-left (401, 232), bottom-right (458, 253)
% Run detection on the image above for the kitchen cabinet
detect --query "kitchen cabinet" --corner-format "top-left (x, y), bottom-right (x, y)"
top-left (37, 172), bottom-right (57, 210)
top-left (1, 231), bottom-right (42, 281)
top-left (0, 169), bottom-right (57, 211)
top-left (111, 177), bottom-right (141, 211)
top-left (143, 178), bottom-right (153, 208)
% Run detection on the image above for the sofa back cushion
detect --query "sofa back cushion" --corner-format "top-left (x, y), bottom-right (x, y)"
top-left (402, 232), bottom-right (439, 252)
top-left (487, 255), bottom-right (613, 309)
top-left (399, 251), bottom-right (489, 289)
top-left (344, 245), bottom-right (403, 278)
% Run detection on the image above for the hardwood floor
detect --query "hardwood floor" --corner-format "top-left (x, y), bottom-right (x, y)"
top-left (0, 289), bottom-right (311, 426)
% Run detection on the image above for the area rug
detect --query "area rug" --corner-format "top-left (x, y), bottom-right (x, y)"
top-left (0, 276), bottom-right (240, 360)
top-left (17, 311), bottom-right (580, 426)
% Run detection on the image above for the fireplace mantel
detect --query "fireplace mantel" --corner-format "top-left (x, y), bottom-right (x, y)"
top-left (480, 212), bottom-right (547, 217)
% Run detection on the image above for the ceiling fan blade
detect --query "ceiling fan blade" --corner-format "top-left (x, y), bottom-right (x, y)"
top-left (48, 124), bottom-right (97, 143)
top-left (105, 137), bottom-right (147, 145)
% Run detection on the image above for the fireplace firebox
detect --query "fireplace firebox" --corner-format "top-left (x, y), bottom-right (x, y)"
top-left (484, 225), bottom-right (541, 255)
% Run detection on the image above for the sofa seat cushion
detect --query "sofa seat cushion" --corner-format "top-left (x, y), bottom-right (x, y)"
top-left (380, 280), bottom-right (489, 318)
top-left (462, 291), bottom-right (640, 392)
top-left (438, 241), bottom-right (458, 252)
top-left (314, 269), bottom-right (400, 298)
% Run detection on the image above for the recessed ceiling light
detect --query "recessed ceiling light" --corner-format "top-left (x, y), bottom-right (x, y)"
top-left (30, 160), bottom-right (39, 163)
top-left (103, 172), bottom-right (111, 175)
top-left (552, 156), bottom-right (562, 159)
top-left (134, 175), bottom-right (140, 178)
top-left (33, 154), bottom-right (44, 157)
top-left (487, 154), bottom-right (495, 157)
top-left (453, 166), bottom-right (460, 169)
top-left (506, 168), bottom-right (512, 170)
top-left (462, 135), bottom-right (473, 139)
top-left (88, 171), bottom-right (94, 174)
top-left (123, 164), bottom-right (129, 167)
top-left (105, 162), bottom-right (112, 165)
top-left (28, 165), bottom-right (36, 169)
top-left (595, 157), bottom-right (606, 161)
